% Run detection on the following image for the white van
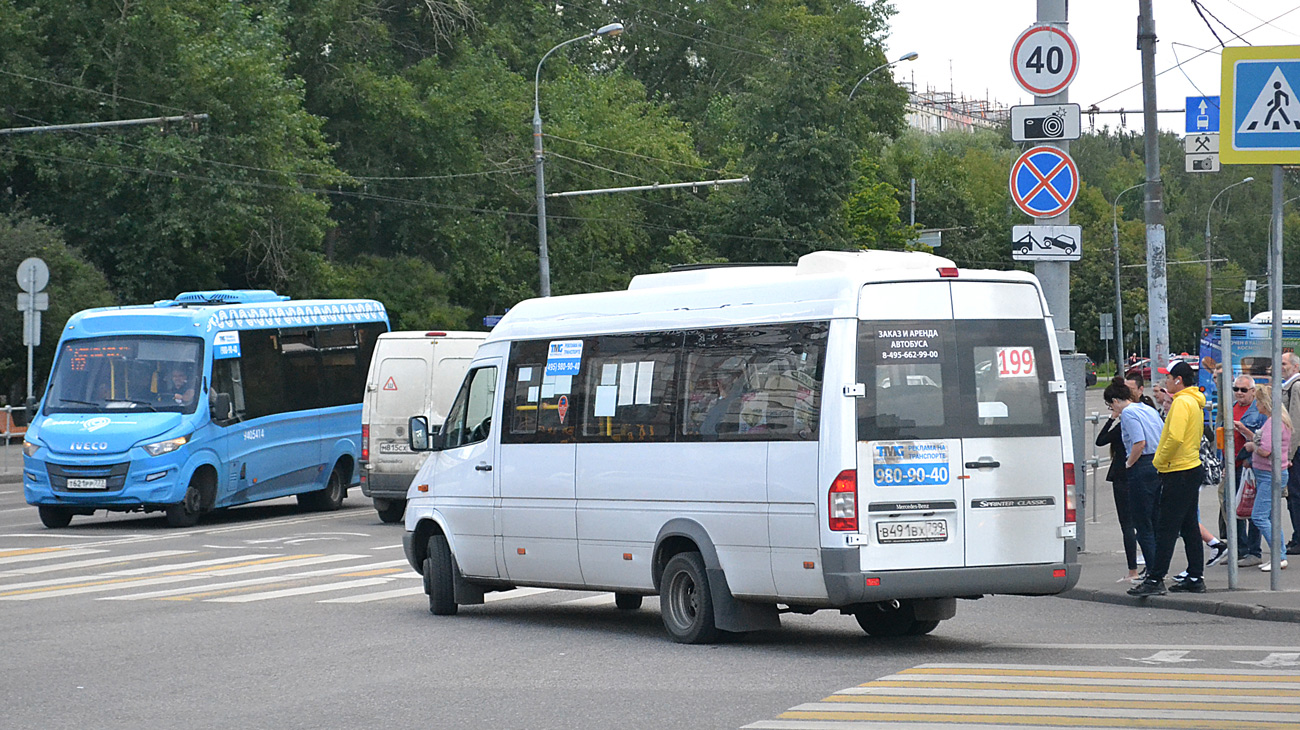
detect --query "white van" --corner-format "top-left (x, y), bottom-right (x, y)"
top-left (360, 330), bottom-right (486, 522)
top-left (401, 251), bottom-right (1079, 643)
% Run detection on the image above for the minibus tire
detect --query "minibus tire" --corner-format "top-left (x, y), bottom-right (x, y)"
top-left (300, 468), bottom-right (346, 511)
top-left (908, 620), bottom-right (940, 636)
top-left (660, 552), bottom-right (719, 644)
top-left (38, 505), bottom-right (73, 529)
top-left (164, 483), bottom-right (203, 528)
top-left (614, 593), bottom-right (643, 610)
top-left (375, 499), bottom-right (405, 524)
top-left (854, 602), bottom-right (920, 638)
top-left (425, 534), bottom-right (457, 616)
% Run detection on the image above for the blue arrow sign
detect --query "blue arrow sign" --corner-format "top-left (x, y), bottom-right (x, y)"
top-left (1009, 146), bottom-right (1079, 219)
top-left (1185, 95), bottom-right (1220, 133)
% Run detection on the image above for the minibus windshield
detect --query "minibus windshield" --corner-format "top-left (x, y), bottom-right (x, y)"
top-left (43, 336), bottom-right (205, 415)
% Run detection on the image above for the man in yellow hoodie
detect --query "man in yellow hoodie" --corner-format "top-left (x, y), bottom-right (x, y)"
top-left (1129, 360), bottom-right (1207, 596)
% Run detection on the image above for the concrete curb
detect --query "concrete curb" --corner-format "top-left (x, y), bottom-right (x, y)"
top-left (1061, 586), bottom-right (1300, 624)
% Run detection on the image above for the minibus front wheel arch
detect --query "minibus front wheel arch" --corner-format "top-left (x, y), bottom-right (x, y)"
top-left (166, 466), bottom-right (215, 528)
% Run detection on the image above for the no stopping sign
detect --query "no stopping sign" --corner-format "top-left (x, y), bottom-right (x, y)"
top-left (1011, 24), bottom-right (1079, 97)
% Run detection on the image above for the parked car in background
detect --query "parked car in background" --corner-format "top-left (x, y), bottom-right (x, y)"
top-left (1084, 356), bottom-right (1097, 386)
top-left (1125, 358), bottom-right (1151, 381)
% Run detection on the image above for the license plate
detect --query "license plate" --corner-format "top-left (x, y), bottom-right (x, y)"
top-left (378, 442), bottom-right (410, 454)
top-left (66, 478), bottom-right (107, 490)
top-left (876, 519), bottom-right (948, 544)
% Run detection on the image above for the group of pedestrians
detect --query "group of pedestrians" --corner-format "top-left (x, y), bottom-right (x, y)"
top-left (1098, 355), bottom-right (1300, 598)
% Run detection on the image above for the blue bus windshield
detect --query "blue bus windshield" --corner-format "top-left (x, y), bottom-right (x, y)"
top-left (43, 336), bottom-right (205, 415)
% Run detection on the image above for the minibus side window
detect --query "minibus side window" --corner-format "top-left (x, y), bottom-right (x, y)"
top-left (681, 322), bottom-right (827, 441)
top-left (503, 340), bottom-right (581, 443)
top-left (582, 333), bottom-right (680, 443)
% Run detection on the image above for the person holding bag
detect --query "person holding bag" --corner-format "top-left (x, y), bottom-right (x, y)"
top-left (1244, 384), bottom-right (1292, 572)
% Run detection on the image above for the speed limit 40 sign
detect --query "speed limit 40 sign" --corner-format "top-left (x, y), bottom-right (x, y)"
top-left (1011, 24), bottom-right (1079, 97)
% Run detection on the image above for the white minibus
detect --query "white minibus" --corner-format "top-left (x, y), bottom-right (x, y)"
top-left (360, 330), bottom-right (487, 523)
top-left (402, 250), bottom-right (1080, 643)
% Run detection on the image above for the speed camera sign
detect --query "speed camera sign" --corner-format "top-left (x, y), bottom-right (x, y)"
top-left (1011, 24), bottom-right (1080, 97)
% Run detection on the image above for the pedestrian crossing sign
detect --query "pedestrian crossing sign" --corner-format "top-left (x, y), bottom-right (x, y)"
top-left (1221, 45), bottom-right (1300, 164)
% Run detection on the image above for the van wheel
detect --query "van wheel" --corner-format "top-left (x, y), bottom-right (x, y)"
top-left (660, 552), bottom-right (719, 644)
top-left (374, 498), bottom-right (405, 524)
top-left (38, 505), bottom-right (73, 529)
top-left (425, 534), bottom-right (457, 616)
top-left (855, 602), bottom-right (923, 637)
top-left (165, 482), bottom-right (203, 528)
top-left (299, 468), bottom-right (346, 511)
top-left (614, 592), bottom-right (643, 610)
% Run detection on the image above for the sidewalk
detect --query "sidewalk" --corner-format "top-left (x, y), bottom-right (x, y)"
top-left (1064, 476), bottom-right (1300, 623)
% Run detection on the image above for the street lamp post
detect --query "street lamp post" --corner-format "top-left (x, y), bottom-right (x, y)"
top-left (848, 51), bottom-right (919, 101)
top-left (1111, 182), bottom-right (1145, 367)
top-left (1204, 176), bottom-right (1255, 324)
top-left (533, 22), bottom-right (624, 298)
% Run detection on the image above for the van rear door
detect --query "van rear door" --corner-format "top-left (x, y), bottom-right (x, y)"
top-left (951, 283), bottom-right (1064, 567)
top-left (856, 283), bottom-right (965, 571)
top-left (372, 354), bottom-right (429, 466)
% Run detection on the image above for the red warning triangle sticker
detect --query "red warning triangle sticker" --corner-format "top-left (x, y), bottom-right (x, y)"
top-left (383, 377), bottom-right (398, 391)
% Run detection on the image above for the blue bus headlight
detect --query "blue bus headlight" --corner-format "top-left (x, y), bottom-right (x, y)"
top-left (142, 434), bottom-right (190, 456)
top-left (22, 439), bottom-right (40, 457)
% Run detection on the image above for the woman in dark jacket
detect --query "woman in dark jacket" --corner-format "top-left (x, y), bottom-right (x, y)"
top-left (1098, 377), bottom-right (1142, 582)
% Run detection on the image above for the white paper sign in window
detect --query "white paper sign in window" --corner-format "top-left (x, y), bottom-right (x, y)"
top-left (995, 347), bottom-right (1036, 378)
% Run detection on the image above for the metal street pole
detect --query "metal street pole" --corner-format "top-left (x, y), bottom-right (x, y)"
top-left (533, 23), bottom-right (624, 298)
top-left (1204, 177), bottom-right (1255, 325)
top-left (1269, 164), bottom-right (1284, 588)
top-left (1112, 182), bottom-right (1144, 366)
top-left (848, 52), bottom-right (918, 101)
top-left (1138, 0), bottom-right (1169, 375)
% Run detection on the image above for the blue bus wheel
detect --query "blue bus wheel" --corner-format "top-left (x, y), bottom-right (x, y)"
top-left (165, 483), bottom-right (202, 528)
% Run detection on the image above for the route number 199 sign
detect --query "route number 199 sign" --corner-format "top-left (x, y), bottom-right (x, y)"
top-left (1011, 24), bottom-right (1080, 97)
top-left (996, 347), bottom-right (1037, 378)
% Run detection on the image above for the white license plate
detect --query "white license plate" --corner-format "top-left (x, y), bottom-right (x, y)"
top-left (378, 442), bottom-right (410, 454)
top-left (66, 478), bottom-right (107, 490)
top-left (876, 519), bottom-right (948, 544)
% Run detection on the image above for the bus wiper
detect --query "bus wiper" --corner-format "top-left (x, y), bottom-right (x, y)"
top-left (57, 398), bottom-right (98, 407)
top-left (118, 399), bottom-right (158, 412)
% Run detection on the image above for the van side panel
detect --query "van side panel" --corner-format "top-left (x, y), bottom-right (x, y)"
top-left (499, 443), bottom-right (582, 585)
top-left (767, 441), bottom-right (824, 599)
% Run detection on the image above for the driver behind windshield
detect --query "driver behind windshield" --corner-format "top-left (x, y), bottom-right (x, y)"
top-left (158, 366), bottom-right (195, 406)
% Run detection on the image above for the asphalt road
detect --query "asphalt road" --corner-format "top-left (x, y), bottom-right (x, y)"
top-left (2, 478), bottom-right (1298, 730)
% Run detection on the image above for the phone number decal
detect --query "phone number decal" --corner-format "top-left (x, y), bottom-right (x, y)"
top-left (874, 463), bottom-right (951, 486)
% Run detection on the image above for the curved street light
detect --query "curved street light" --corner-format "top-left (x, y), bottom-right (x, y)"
top-left (848, 51), bottom-right (918, 101)
top-left (533, 22), bottom-right (625, 297)
top-left (1204, 176), bottom-right (1255, 323)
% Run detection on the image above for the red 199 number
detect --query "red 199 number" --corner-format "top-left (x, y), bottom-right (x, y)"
top-left (996, 347), bottom-right (1036, 377)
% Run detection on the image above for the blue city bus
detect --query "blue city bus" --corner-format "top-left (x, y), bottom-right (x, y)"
top-left (1198, 311), bottom-right (1300, 425)
top-left (21, 290), bottom-right (389, 528)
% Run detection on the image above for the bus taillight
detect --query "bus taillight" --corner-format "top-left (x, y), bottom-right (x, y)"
top-left (361, 424), bottom-right (370, 461)
top-left (828, 470), bottom-right (858, 532)
top-left (1063, 463), bottom-right (1076, 523)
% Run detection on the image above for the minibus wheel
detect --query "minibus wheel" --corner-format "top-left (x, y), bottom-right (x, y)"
top-left (38, 505), bottom-right (73, 529)
top-left (299, 468), bottom-right (346, 511)
top-left (614, 593), bottom-right (643, 610)
top-left (660, 552), bottom-right (719, 644)
top-left (374, 498), bottom-right (405, 524)
top-left (424, 534), bottom-right (457, 616)
top-left (164, 483), bottom-right (203, 528)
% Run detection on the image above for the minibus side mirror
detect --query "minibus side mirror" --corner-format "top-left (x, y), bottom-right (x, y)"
top-left (409, 416), bottom-right (439, 452)
top-left (210, 392), bottom-right (233, 423)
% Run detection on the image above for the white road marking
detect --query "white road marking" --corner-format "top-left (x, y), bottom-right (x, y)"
top-left (484, 587), bottom-right (553, 603)
top-left (207, 577), bottom-right (393, 603)
top-left (0, 554), bottom-right (274, 591)
top-left (1234, 652), bottom-right (1300, 668)
top-left (102, 557), bottom-right (393, 600)
top-left (561, 594), bottom-right (616, 607)
top-left (0, 550), bottom-right (193, 576)
top-left (0, 548), bottom-right (105, 566)
top-left (318, 586), bottom-right (425, 603)
top-left (991, 643), bottom-right (1300, 652)
top-left (840, 685), bottom-right (1300, 704)
top-left (1128, 650), bottom-right (1199, 664)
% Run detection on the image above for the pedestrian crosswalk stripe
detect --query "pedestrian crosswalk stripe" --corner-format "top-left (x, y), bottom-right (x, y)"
top-left (0, 553), bottom-right (278, 593)
top-left (101, 555), bottom-right (375, 600)
top-left (0, 547), bottom-right (102, 565)
top-left (0, 550), bottom-right (194, 577)
top-left (318, 586), bottom-right (425, 604)
top-left (745, 664), bottom-right (1300, 730)
top-left (207, 577), bottom-right (393, 603)
top-left (484, 587), bottom-right (553, 603)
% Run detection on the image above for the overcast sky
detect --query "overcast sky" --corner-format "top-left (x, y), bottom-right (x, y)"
top-left (886, 1), bottom-right (1300, 133)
